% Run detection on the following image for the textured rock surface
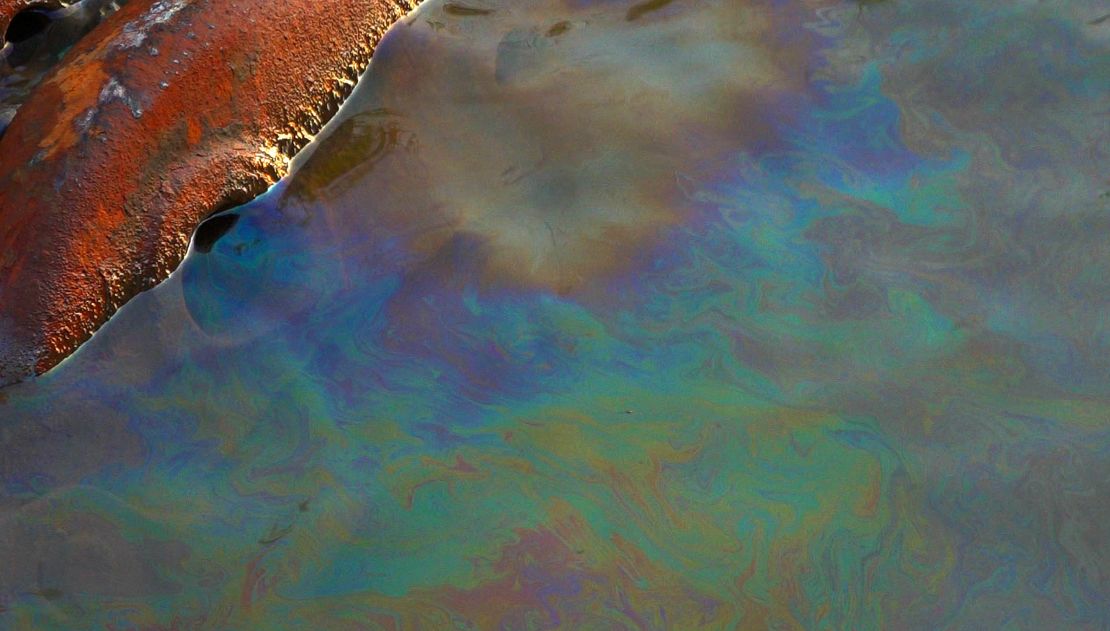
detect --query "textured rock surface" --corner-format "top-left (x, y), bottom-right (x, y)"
top-left (1, 0), bottom-right (120, 51)
top-left (1, 0), bottom-right (125, 137)
top-left (0, 0), bottom-right (418, 385)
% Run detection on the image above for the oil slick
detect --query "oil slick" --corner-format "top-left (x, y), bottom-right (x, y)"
top-left (0, 0), bottom-right (1108, 629)
top-left (282, 0), bottom-right (815, 296)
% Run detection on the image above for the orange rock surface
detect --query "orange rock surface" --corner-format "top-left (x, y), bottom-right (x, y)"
top-left (0, 0), bottom-right (418, 385)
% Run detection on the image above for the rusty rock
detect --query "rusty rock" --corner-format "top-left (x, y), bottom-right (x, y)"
top-left (2, 1), bottom-right (126, 136)
top-left (2, 1), bottom-right (117, 47)
top-left (0, 0), bottom-right (420, 386)
top-left (1, 0), bottom-right (52, 40)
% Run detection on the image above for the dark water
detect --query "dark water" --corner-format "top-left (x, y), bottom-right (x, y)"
top-left (1, 0), bottom-right (1108, 628)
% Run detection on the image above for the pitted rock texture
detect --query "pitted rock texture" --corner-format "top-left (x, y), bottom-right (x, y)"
top-left (0, 0), bottom-right (420, 385)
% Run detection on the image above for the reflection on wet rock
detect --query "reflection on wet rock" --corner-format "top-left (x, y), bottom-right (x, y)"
top-left (285, 0), bottom-right (812, 294)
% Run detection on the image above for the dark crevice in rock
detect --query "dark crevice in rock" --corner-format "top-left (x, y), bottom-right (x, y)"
top-left (192, 213), bottom-right (240, 254)
top-left (5, 9), bottom-right (53, 44)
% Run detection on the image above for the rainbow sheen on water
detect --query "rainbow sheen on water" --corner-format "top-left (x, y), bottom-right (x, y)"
top-left (2, 0), bottom-right (1109, 628)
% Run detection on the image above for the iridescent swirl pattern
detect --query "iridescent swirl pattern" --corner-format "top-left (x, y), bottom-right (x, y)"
top-left (1, 0), bottom-right (1108, 628)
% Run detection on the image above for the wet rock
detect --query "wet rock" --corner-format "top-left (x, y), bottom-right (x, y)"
top-left (1, 0), bottom-right (125, 141)
top-left (0, 104), bottom-right (13, 134)
top-left (0, 0), bottom-right (421, 386)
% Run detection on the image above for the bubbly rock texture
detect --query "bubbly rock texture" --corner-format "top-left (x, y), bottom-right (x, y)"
top-left (1, 0), bottom-right (1109, 628)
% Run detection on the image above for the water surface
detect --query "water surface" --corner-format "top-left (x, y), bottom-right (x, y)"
top-left (1, 0), bottom-right (1109, 628)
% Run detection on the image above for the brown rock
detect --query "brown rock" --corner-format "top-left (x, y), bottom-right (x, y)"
top-left (0, 0), bottom-right (419, 385)
top-left (1, 0), bottom-right (52, 41)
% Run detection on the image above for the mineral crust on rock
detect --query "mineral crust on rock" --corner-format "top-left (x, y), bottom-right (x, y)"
top-left (0, 0), bottom-right (419, 385)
